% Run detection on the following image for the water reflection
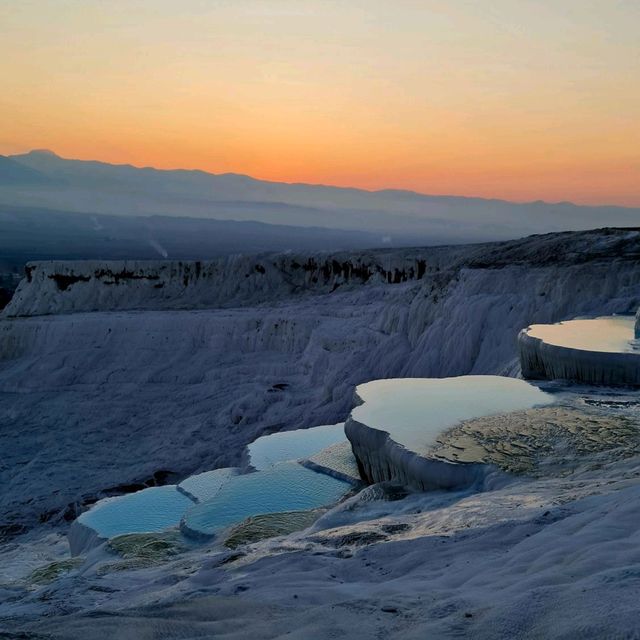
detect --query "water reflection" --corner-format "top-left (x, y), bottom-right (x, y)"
top-left (527, 316), bottom-right (638, 353)
top-left (351, 376), bottom-right (554, 454)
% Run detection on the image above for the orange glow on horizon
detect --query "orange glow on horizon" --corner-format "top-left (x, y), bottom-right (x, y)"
top-left (1, 1), bottom-right (639, 207)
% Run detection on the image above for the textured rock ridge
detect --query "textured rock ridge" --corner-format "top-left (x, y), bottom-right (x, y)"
top-left (4, 252), bottom-right (441, 318)
top-left (4, 228), bottom-right (640, 319)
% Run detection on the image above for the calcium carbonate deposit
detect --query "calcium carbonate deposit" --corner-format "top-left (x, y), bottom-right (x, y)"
top-left (519, 315), bottom-right (640, 385)
top-left (3, 229), bottom-right (640, 640)
top-left (345, 376), bottom-right (554, 490)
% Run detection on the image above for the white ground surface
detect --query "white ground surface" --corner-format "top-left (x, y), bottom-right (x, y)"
top-left (2, 451), bottom-right (640, 639)
top-left (1, 229), bottom-right (640, 638)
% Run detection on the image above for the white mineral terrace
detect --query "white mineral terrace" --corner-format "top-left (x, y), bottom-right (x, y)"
top-left (526, 316), bottom-right (639, 353)
top-left (519, 315), bottom-right (640, 386)
top-left (68, 423), bottom-right (357, 555)
top-left (345, 375), bottom-right (555, 490)
top-left (350, 376), bottom-right (553, 454)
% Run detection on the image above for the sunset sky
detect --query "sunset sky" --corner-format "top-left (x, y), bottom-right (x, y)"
top-left (1, 0), bottom-right (639, 206)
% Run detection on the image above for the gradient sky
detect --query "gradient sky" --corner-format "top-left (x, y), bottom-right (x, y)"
top-left (1, 0), bottom-right (639, 205)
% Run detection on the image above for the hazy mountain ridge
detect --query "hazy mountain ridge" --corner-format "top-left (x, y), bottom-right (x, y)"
top-left (2, 150), bottom-right (639, 244)
top-left (0, 156), bottom-right (54, 186)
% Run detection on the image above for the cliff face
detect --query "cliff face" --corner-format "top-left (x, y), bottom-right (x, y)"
top-left (344, 414), bottom-right (491, 491)
top-left (3, 251), bottom-right (444, 318)
top-left (0, 228), bottom-right (639, 532)
top-left (5, 228), bottom-right (639, 321)
top-left (518, 329), bottom-right (640, 386)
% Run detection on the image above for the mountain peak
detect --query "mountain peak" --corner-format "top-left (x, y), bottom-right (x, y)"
top-left (27, 149), bottom-right (59, 158)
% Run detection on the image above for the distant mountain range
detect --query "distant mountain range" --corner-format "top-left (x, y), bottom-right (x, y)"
top-left (0, 154), bottom-right (56, 185)
top-left (1, 149), bottom-right (639, 252)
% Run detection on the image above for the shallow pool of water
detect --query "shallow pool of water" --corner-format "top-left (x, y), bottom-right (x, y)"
top-left (526, 315), bottom-right (638, 353)
top-left (351, 375), bottom-right (554, 454)
top-left (247, 423), bottom-right (346, 470)
top-left (177, 467), bottom-right (240, 503)
top-left (77, 486), bottom-right (193, 539)
top-left (74, 421), bottom-right (350, 545)
top-left (182, 462), bottom-right (352, 537)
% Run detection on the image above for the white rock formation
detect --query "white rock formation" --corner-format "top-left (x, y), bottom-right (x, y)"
top-left (519, 316), bottom-right (640, 386)
top-left (3, 251), bottom-right (445, 318)
top-left (344, 376), bottom-right (554, 490)
top-left (2, 230), bottom-right (640, 639)
top-left (1, 229), bottom-right (639, 533)
top-left (302, 440), bottom-right (361, 484)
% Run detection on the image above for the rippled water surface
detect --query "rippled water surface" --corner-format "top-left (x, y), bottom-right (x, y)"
top-left (76, 423), bottom-right (351, 542)
top-left (77, 486), bottom-right (192, 538)
top-left (177, 467), bottom-right (240, 502)
top-left (183, 462), bottom-right (352, 536)
top-left (247, 423), bottom-right (345, 470)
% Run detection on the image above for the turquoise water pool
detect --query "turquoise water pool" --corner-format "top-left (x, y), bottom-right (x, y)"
top-left (73, 423), bottom-right (353, 546)
top-left (177, 467), bottom-right (240, 502)
top-left (182, 461), bottom-right (352, 537)
top-left (247, 422), bottom-right (346, 470)
top-left (76, 486), bottom-right (193, 538)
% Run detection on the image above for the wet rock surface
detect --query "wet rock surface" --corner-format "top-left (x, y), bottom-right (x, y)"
top-left (224, 510), bottom-right (324, 549)
top-left (432, 404), bottom-right (640, 476)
